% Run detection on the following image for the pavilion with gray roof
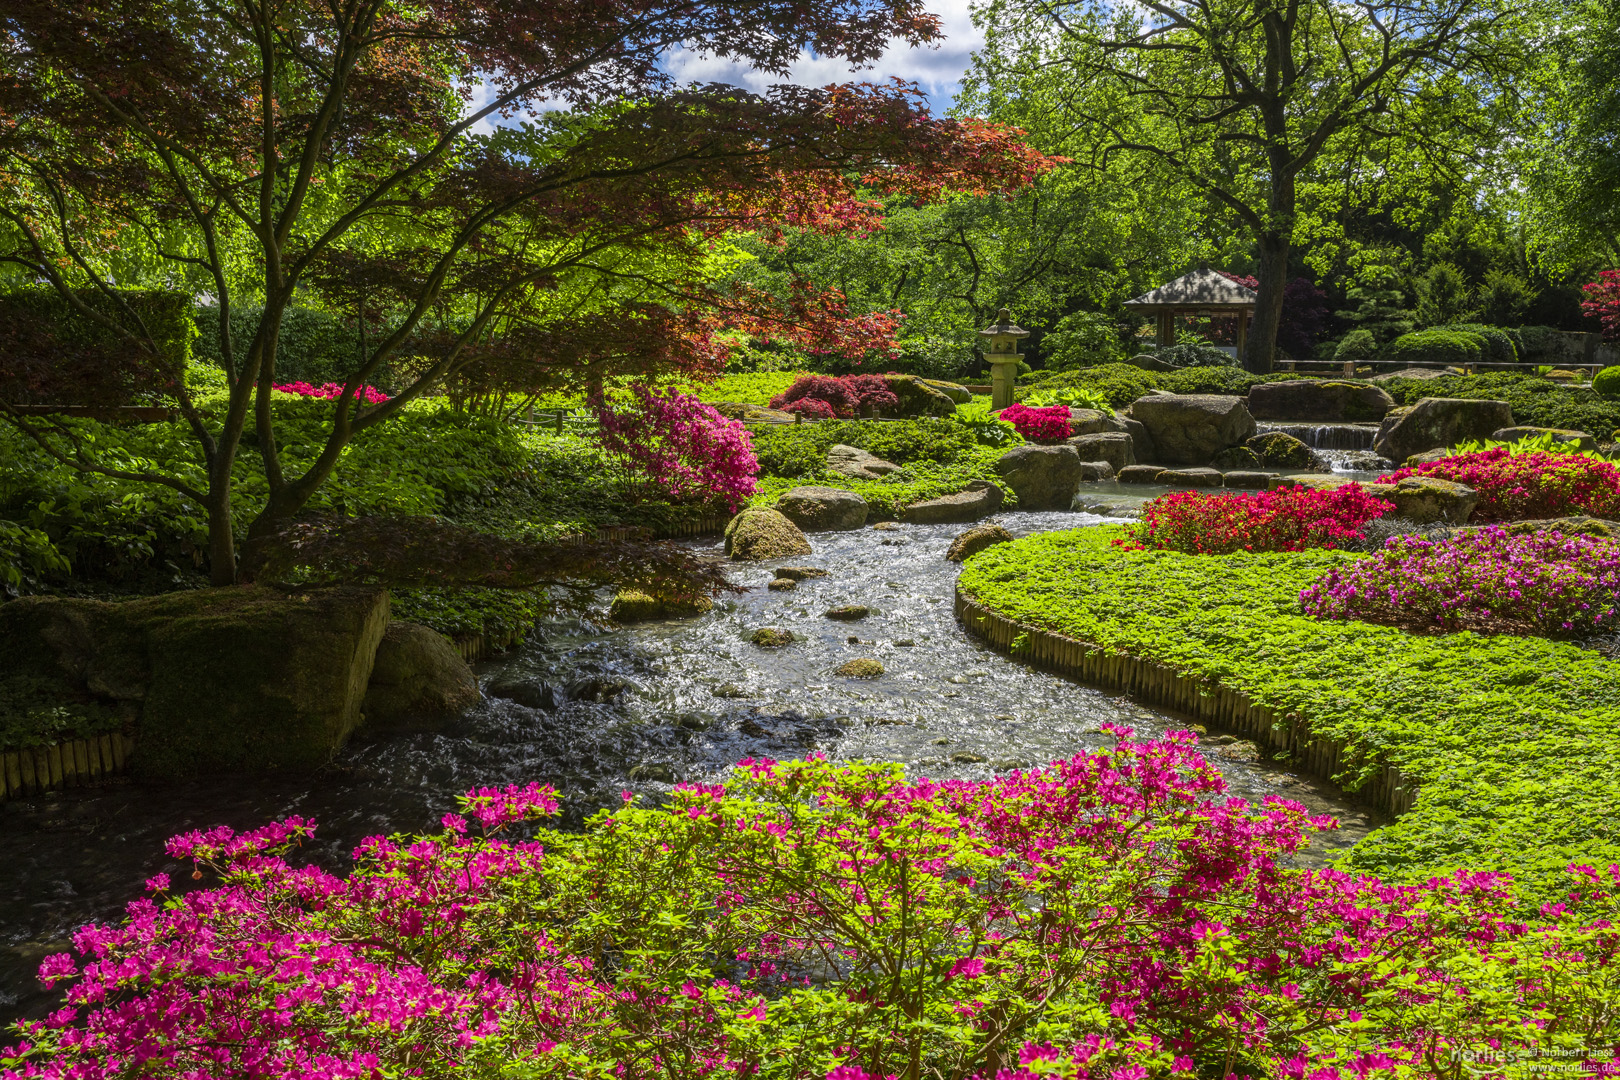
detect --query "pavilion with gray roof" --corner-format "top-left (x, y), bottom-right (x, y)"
top-left (1122, 268), bottom-right (1257, 357)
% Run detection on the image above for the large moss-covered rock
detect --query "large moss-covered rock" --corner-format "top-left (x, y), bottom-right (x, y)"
top-left (776, 485), bottom-right (869, 531)
top-left (361, 621), bottom-right (478, 730)
top-left (1373, 397), bottom-right (1514, 462)
top-left (883, 375), bottom-right (956, 417)
top-left (827, 444), bottom-right (904, 480)
top-left (1246, 431), bottom-right (1317, 469)
top-left (899, 480), bottom-right (1004, 524)
top-left (609, 589), bottom-right (714, 622)
top-left (1067, 408), bottom-right (1128, 436)
top-left (1247, 380), bottom-right (1395, 422)
top-left (919, 379), bottom-right (973, 404)
top-left (1128, 394), bottom-right (1257, 464)
top-left (1385, 476), bottom-right (1478, 524)
top-left (724, 507), bottom-right (813, 560)
top-left (0, 587), bottom-right (391, 778)
top-left (994, 445), bottom-right (1084, 509)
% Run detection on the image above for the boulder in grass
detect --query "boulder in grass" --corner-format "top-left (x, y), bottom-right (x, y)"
top-left (919, 379), bottom-right (973, 404)
top-left (945, 524), bottom-right (1014, 563)
top-left (1372, 397), bottom-right (1514, 463)
top-left (883, 375), bottom-right (956, 417)
top-left (1387, 476), bottom-right (1478, 525)
top-left (899, 480), bottom-right (1004, 525)
top-left (724, 507), bottom-right (813, 560)
top-left (1128, 394), bottom-right (1257, 465)
top-left (362, 621), bottom-right (479, 730)
top-left (994, 445), bottom-right (1084, 510)
top-left (827, 444), bottom-right (905, 480)
top-left (1065, 431), bottom-right (1135, 471)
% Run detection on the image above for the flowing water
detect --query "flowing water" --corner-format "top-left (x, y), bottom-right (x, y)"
top-left (1255, 421), bottom-right (1380, 451)
top-left (0, 511), bottom-right (1376, 1024)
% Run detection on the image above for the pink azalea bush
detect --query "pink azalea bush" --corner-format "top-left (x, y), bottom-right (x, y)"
top-left (998, 403), bottom-right (1072, 443)
top-left (1382, 449), bottom-right (1620, 523)
top-left (592, 384), bottom-right (758, 510)
top-left (1300, 526), bottom-right (1620, 636)
top-left (273, 381), bottom-right (390, 405)
top-left (5, 733), bottom-right (1619, 1080)
top-left (1120, 484), bottom-right (1394, 554)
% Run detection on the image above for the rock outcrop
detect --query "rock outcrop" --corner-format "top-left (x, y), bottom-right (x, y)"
top-left (361, 621), bottom-right (479, 730)
top-left (1245, 431), bottom-right (1317, 469)
top-left (883, 375), bottom-right (956, 417)
top-left (776, 486), bottom-right (869, 531)
top-left (898, 480), bottom-right (1005, 524)
top-left (1067, 408), bottom-right (1128, 436)
top-left (994, 445), bottom-right (1084, 509)
top-left (724, 507), bottom-right (813, 560)
top-left (827, 444), bottom-right (905, 480)
top-left (1127, 394), bottom-right (1257, 464)
top-left (1065, 431), bottom-right (1135, 471)
top-left (609, 589), bottom-right (714, 621)
top-left (1368, 476), bottom-right (1479, 524)
top-left (919, 379), bottom-right (973, 404)
top-left (1373, 398), bottom-right (1514, 462)
top-left (1246, 380), bottom-right (1395, 422)
top-left (1490, 426), bottom-right (1596, 451)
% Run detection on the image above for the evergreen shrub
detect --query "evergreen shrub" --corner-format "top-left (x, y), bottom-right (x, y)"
top-left (1385, 329), bottom-right (1486, 368)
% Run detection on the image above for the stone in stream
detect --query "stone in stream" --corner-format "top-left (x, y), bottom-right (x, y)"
top-left (486, 676), bottom-right (560, 710)
top-left (1156, 467), bottom-right (1224, 488)
top-left (1211, 445), bottom-right (1262, 470)
top-left (1065, 431), bottom-right (1135, 471)
top-left (1373, 397), bottom-right (1514, 462)
top-left (767, 577), bottom-right (797, 591)
top-left (776, 485), bottom-right (869, 531)
top-left (774, 566), bottom-right (828, 580)
top-left (945, 524), bottom-right (1014, 563)
top-left (899, 479), bottom-right (1005, 524)
top-left (825, 605), bottom-right (871, 621)
top-left (870, 521), bottom-right (903, 531)
top-left (629, 763), bottom-right (675, 783)
top-left (609, 588), bottom-right (713, 622)
top-left (1245, 431), bottom-right (1317, 468)
top-left (1116, 464), bottom-right (1166, 484)
top-left (724, 507), bottom-right (812, 560)
top-left (834, 658), bottom-right (884, 678)
top-left (751, 627), bottom-right (795, 647)
top-left (994, 445), bottom-right (1084, 510)
top-left (827, 444), bottom-right (905, 480)
top-left (1247, 380), bottom-right (1396, 422)
top-left (1127, 393), bottom-right (1257, 464)
top-left (361, 621), bottom-right (479, 730)
top-left (1221, 471), bottom-right (1278, 490)
top-left (1076, 460), bottom-right (1116, 481)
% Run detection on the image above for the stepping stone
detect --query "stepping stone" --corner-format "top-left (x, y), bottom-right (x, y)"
top-left (1221, 470), bottom-right (1278, 489)
top-left (1156, 467), bottom-right (1223, 488)
top-left (1117, 465), bottom-right (1166, 484)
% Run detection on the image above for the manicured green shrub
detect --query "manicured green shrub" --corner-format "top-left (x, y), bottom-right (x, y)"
top-left (1159, 366), bottom-right (1283, 396)
top-left (1333, 328), bottom-right (1378, 365)
top-left (1040, 310), bottom-right (1124, 369)
top-left (1385, 328), bottom-right (1486, 368)
top-left (193, 305), bottom-right (365, 386)
top-left (1153, 342), bottom-right (1236, 368)
top-left (0, 289), bottom-right (197, 405)
top-left (1440, 323), bottom-right (1519, 364)
top-left (957, 527), bottom-right (1620, 902)
top-left (1506, 324), bottom-right (1565, 363)
top-left (1024, 362), bottom-right (1160, 407)
top-left (1593, 366), bottom-right (1620, 396)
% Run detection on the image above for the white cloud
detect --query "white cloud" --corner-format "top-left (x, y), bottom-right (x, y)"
top-left (663, 0), bottom-right (981, 114)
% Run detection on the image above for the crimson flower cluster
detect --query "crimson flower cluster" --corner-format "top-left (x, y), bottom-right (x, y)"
top-left (1300, 526), bottom-right (1620, 636)
top-left (769, 373), bottom-right (899, 418)
top-left (272, 381), bottom-right (390, 404)
top-left (5, 734), bottom-right (1617, 1080)
top-left (1119, 484), bottom-right (1394, 554)
top-left (1383, 449), bottom-right (1620, 522)
top-left (591, 385), bottom-right (759, 510)
top-left (997, 403), bottom-right (1072, 444)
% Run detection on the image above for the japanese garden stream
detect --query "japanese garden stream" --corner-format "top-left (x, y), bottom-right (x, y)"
top-left (0, 510), bottom-right (1374, 1023)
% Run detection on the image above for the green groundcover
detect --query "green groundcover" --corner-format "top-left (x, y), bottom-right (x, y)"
top-left (957, 527), bottom-right (1620, 904)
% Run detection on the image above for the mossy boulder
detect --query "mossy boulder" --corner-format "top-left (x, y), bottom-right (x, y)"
top-left (1384, 476), bottom-right (1479, 525)
top-left (1246, 380), bottom-right (1395, 422)
top-left (1211, 446), bottom-right (1262, 470)
top-left (1246, 431), bottom-right (1317, 469)
top-left (825, 605), bottom-right (871, 621)
top-left (767, 577), bottom-right (797, 591)
top-left (882, 375), bottom-right (956, 417)
top-left (609, 589), bottom-right (714, 622)
top-left (751, 627), bottom-right (795, 647)
top-left (0, 587), bottom-right (391, 778)
top-left (776, 485), bottom-right (868, 531)
top-left (361, 621), bottom-right (478, 731)
top-left (834, 658), bottom-right (884, 678)
top-left (1128, 394), bottom-right (1256, 464)
top-left (724, 507), bottom-right (812, 561)
top-left (774, 566), bottom-right (828, 581)
top-left (919, 379), bottom-right (973, 404)
top-left (946, 525), bottom-right (1014, 563)
top-left (1373, 397), bottom-right (1514, 462)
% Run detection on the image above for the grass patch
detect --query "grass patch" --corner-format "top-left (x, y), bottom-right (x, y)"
top-left (956, 526), bottom-right (1620, 903)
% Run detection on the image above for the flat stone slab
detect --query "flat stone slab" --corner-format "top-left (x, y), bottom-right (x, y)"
top-left (1076, 460), bottom-right (1116, 481)
top-left (1221, 470), bottom-right (1278, 489)
top-left (1157, 467), bottom-right (1224, 488)
top-left (1117, 464), bottom-right (1166, 484)
top-left (899, 480), bottom-right (1004, 524)
top-left (1269, 473), bottom-right (1355, 491)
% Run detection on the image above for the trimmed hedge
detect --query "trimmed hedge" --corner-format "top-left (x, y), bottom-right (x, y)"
top-left (1385, 329), bottom-right (1485, 368)
top-left (1024, 362), bottom-right (1300, 406)
top-left (1594, 366), bottom-right (1620, 396)
top-left (0, 289), bottom-right (197, 404)
top-left (956, 527), bottom-right (1620, 903)
top-left (1440, 323), bottom-right (1519, 364)
top-left (193, 305), bottom-right (364, 386)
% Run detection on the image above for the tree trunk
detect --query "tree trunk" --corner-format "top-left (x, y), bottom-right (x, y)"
top-left (1245, 231), bottom-right (1290, 374)
top-left (206, 465), bottom-right (237, 586)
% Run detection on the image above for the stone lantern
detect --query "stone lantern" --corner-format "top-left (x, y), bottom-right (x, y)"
top-left (978, 307), bottom-right (1028, 411)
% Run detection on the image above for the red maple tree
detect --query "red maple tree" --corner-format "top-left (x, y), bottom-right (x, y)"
top-left (0, 0), bottom-right (1058, 582)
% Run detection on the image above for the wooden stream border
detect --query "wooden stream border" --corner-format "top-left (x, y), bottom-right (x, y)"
top-left (955, 588), bottom-right (1421, 818)
top-left (1, 734), bottom-right (139, 802)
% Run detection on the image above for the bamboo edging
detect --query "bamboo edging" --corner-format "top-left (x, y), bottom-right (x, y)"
top-left (0, 733), bottom-right (138, 803)
top-left (955, 589), bottom-right (1420, 818)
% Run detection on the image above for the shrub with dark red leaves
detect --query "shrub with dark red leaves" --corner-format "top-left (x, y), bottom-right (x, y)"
top-left (1382, 449), bottom-right (1620, 522)
top-left (998, 403), bottom-right (1072, 444)
top-left (843, 373), bottom-right (900, 414)
top-left (1117, 484), bottom-right (1395, 554)
top-left (774, 396), bottom-right (838, 419)
top-left (769, 375), bottom-right (859, 418)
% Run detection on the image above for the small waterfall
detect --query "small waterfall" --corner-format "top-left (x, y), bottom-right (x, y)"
top-left (1256, 422), bottom-right (1379, 450)
top-left (1317, 449), bottom-right (1393, 474)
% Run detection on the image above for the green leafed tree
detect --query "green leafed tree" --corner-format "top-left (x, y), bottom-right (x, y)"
top-left (963, 0), bottom-right (1528, 372)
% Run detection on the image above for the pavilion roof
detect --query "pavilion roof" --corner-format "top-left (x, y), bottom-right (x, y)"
top-left (1122, 268), bottom-right (1257, 311)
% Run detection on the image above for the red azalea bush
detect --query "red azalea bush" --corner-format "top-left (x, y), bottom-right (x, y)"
top-left (273, 381), bottom-right (390, 404)
top-left (6, 736), bottom-right (1619, 1080)
top-left (1583, 269), bottom-right (1620, 341)
top-left (1300, 526), bottom-right (1620, 637)
top-left (1119, 484), bottom-right (1394, 554)
top-left (998, 402), bottom-right (1072, 443)
top-left (592, 385), bottom-right (758, 509)
top-left (1383, 448), bottom-right (1620, 522)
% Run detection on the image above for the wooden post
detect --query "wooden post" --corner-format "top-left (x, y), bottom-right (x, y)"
top-left (1158, 310), bottom-right (1174, 347)
top-left (1236, 310), bottom-right (1247, 360)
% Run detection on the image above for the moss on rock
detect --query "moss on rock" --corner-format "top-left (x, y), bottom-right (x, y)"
top-left (834, 658), bottom-right (884, 678)
top-left (724, 507), bottom-right (812, 561)
top-left (751, 627), bottom-right (795, 647)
